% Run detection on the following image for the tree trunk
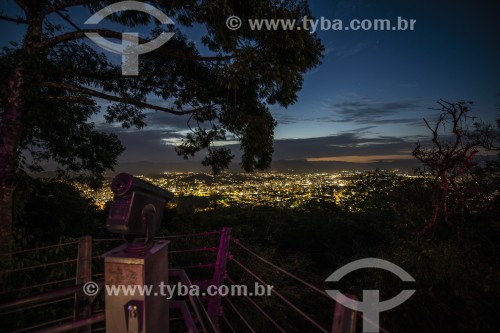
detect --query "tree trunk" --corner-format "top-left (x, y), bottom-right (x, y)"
top-left (0, 13), bottom-right (43, 272)
top-left (0, 185), bottom-right (15, 272)
top-left (0, 62), bottom-right (24, 272)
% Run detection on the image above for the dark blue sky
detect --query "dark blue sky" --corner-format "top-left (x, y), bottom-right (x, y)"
top-left (1, 0), bottom-right (499, 168)
top-left (264, 0), bottom-right (500, 165)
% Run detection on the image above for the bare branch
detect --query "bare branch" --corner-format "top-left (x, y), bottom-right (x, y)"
top-left (36, 29), bottom-right (238, 62)
top-left (55, 10), bottom-right (81, 31)
top-left (423, 117), bottom-right (433, 132)
top-left (423, 117), bottom-right (443, 153)
top-left (43, 81), bottom-right (214, 116)
top-left (414, 100), bottom-right (486, 241)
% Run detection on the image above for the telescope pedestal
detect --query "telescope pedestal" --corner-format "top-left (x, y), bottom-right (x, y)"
top-left (104, 240), bottom-right (170, 333)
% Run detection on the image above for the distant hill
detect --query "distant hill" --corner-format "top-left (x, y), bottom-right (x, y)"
top-left (269, 159), bottom-right (422, 173)
top-left (32, 159), bottom-right (424, 177)
top-left (108, 159), bottom-right (423, 175)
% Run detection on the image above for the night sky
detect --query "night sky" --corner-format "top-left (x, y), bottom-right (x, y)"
top-left (1, 0), bottom-right (499, 170)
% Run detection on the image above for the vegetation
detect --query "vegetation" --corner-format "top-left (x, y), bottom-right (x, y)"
top-left (412, 100), bottom-right (499, 240)
top-left (4, 160), bottom-right (499, 332)
top-left (3, 110), bottom-right (498, 332)
top-left (165, 168), bottom-right (499, 332)
top-left (0, 0), bottom-right (497, 331)
top-left (0, 0), bottom-right (324, 264)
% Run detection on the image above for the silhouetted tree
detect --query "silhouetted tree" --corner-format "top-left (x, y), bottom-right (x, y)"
top-left (412, 100), bottom-right (498, 240)
top-left (0, 0), bottom-right (324, 263)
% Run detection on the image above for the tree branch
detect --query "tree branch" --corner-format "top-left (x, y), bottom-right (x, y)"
top-left (55, 10), bottom-right (81, 31)
top-left (37, 29), bottom-right (237, 62)
top-left (43, 0), bottom-right (100, 15)
top-left (0, 14), bottom-right (28, 24)
top-left (13, 0), bottom-right (30, 16)
top-left (43, 81), bottom-right (214, 116)
top-left (47, 95), bottom-right (96, 106)
top-left (423, 117), bottom-right (443, 153)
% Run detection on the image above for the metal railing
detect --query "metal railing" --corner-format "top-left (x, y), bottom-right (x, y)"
top-left (0, 231), bottom-right (224, 333)
top-left (0, 229), bottom-right (369, 333)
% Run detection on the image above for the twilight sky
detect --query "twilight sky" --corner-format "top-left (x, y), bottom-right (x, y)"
top-left (1, 0), bottom-right (499, 170)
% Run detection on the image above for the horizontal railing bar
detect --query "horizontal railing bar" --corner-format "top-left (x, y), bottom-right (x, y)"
top-left (32, 313), bottom-right (105, 333)
top-left (93, 231), bottom-right (221, 242)
top-left (9, 316), bottom-right (74, 333)
top-left (0, 277), bottom-right (76, 295)
top-left (0, 242), bottom-right (78, 256)
top-left (0, 281), bottom-right (104, 311)
top-left (1, 259), bottom-right (77, 275)
top-left (170, 247), bottom-right (218, 254)
top-left (177, 263), bottom-right (216, 270)
top-left (0, 296), bottom-right (74, 316)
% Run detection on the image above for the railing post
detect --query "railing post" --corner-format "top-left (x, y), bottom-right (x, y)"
top-left (331, 294), bottom-right (357, 333)
top-left (74, 235), bottom-right (92, 333)
top-left (207, 227), bottom-right (232, 331)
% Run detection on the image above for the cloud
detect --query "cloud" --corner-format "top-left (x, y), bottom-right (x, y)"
top-left (91, 95), bottom-right (195, 133)
top-left (100, 124), bottom-right (424, 166)
top-left (94, 118), bottom-right (194, 163)
top-left (143, 111), bottom-right (193, 130)
top-left (273, 113), bottom-right (300, 125)
top-left (91, 104), bottom-right (425, 165)
top-left (323, 96), bottom-right (423, 125)
top-left (307, 154), bottom-right (415, 163)
top-left (271, 131), bottom-right (423, 161)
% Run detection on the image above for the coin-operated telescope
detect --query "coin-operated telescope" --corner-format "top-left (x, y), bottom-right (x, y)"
top-left (107, 173), bottom-right (173, 251)
top-left (104, 173), bottom-right (173, 333)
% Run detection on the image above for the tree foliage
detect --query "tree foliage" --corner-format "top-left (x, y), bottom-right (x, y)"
top-left (1, 0), bottom-right (324, 179)
top-left (0, 0), bottom-right (324, 260)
